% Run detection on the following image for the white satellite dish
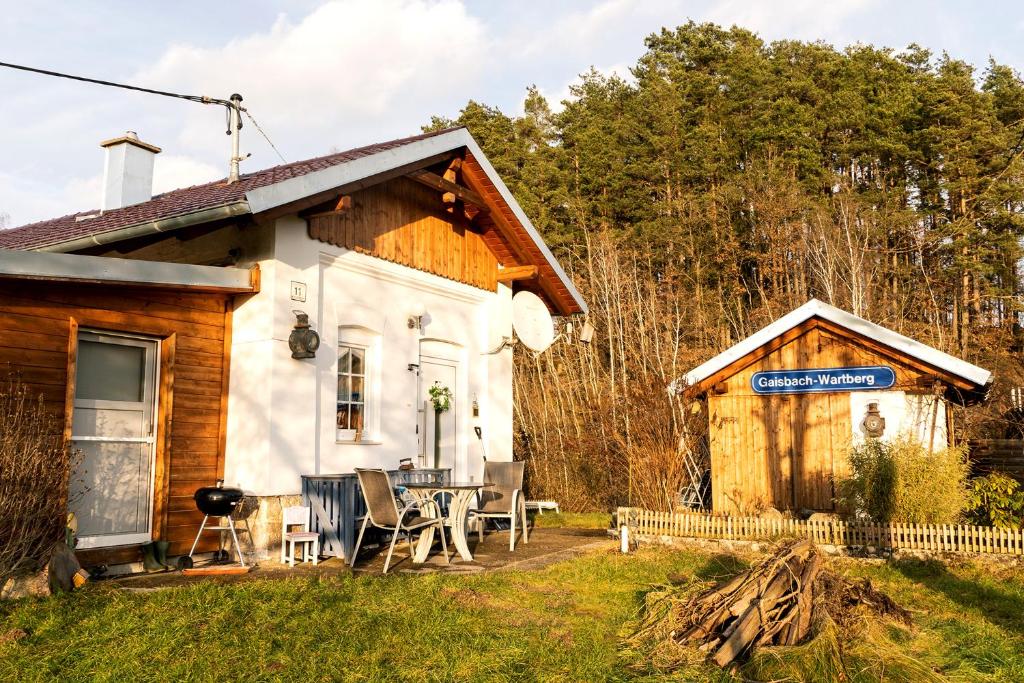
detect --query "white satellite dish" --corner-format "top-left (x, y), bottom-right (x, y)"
top-left (511, 290), bottom-right (555, 352)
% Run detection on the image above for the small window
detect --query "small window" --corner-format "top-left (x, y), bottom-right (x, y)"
top-left (337, 343), bottom-right (367, 439)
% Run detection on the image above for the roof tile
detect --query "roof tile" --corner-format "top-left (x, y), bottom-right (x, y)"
top-left (0, 128), bottom-right (461, 250)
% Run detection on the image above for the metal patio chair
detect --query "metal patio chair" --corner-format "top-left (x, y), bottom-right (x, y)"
top-left (351, 468), bottom-right (449, 574)
top-left (470, 461), bottom-right (529, 551)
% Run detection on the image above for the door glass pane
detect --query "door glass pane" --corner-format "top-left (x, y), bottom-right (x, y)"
top-left (336, 405), bottom-right (349, 429)
top-left (72, 407), bottom-right (145, 438)
top-left (350, 403), bottom-right (363, 431)
top-left (337, 347), bottom-right (350, 374)
top-left (351, 377), bottom-right (363, 402)
top-left (69, 441), bottom-right (151, 537)
top-left (76, 341), bottom-right (145, 402)
top-left (351, 348), bottom-right (364, 375)
top-left (338, 376), bottom-right (351, 401)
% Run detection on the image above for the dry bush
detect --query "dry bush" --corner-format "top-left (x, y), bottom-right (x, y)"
top-left (836, 437), bottom-right (969, 524)
top-left (0, 378), bottom-right (78, 586)
top-left (615, 383), bottom-right (698, 512)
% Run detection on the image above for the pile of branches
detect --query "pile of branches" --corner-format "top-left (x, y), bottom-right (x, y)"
top-left (642, 539), bottom-right (911, 668)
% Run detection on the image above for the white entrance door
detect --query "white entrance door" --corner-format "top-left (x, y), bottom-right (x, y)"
top-left (419, 357), bottom-right (458, 476)
top-left (69, 331), bottom-right (159, 549)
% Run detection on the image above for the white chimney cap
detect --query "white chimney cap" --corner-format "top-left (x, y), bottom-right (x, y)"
top-left (100, 131), bottom-right (162, 154)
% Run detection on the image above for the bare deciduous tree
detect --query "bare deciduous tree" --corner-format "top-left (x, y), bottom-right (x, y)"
top-left (0, 378), bottom-right (79, 586)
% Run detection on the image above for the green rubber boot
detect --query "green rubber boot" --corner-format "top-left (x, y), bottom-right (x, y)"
top-left (154, 540), bottom-right (173, 569)
top-left (141, 542), bottom-right (163, 572)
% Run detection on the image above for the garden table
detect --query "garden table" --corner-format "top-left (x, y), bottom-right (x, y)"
top-left (402, 481), bottom-right (491, 562)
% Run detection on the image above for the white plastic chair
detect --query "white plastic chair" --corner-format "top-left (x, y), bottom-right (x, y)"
top-left (281, 505), bottom-right (319, 567)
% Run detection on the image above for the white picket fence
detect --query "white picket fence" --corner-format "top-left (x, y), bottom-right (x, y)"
top-left (618, 507), bottom-right (1024, 556)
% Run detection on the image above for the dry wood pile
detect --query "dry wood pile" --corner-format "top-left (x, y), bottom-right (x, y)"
top-left (665, 539), bottom-right (910, 667)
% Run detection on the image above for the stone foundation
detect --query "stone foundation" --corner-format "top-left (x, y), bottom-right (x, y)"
top-left (236, 494), bottom-right (303, 562)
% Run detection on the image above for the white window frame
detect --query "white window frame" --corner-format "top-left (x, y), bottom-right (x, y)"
top-left (337, 326), bottom-right (381, 443)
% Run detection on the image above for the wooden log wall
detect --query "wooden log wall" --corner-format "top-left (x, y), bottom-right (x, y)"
top-left (0, 280), bottom-right (232, 565)
top-left (307, 177), bottom-right (499, 291)
top-left (709, 323), bottom-right (937, 514)
top-left (969, 439), bottom-right (1024, 482)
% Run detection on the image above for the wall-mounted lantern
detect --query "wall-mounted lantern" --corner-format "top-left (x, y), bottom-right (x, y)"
top-left (407, 302), bottom-right (427, 330)
top-left (288, 310), bottom-right (320, 359)
top-left (861, 401), bottom-right (886, 438)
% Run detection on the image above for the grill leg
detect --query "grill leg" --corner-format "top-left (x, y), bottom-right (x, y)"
top-left (227, 518), bottom-right (247, 569)
top-left (188, 516), bottom-right (209, 558)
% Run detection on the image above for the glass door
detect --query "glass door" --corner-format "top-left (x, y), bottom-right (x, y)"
top-left (69, 331), bottom-right (159, 549)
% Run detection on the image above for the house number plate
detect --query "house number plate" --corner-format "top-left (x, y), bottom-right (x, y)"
top-left (290, 281), bottom-right (307, 302)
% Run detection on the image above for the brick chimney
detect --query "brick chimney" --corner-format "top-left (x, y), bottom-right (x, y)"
top-left (100, 131), bottom-right (161, 211)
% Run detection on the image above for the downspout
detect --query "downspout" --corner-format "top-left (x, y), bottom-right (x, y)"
top-left (33, 201), bottom-right (252, 254)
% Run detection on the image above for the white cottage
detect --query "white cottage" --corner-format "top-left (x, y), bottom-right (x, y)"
top-left (0, 127), bottom-right (586, 563)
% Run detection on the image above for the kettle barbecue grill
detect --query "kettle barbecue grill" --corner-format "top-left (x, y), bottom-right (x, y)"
top-left (177, 480), bottom-right (253, 570)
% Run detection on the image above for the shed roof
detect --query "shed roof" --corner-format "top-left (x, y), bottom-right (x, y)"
top-left (0, 248), bottom-right (258, 293)
top-left (0, 127), bottom-right (586, 315)
top-left (677, 299), bottom-right (991, 394)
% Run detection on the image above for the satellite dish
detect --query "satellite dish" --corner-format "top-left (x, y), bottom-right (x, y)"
top-left (511, 291), bottom-right (555, 352)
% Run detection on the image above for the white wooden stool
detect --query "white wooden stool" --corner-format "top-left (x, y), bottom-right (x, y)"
top-left (281, 505), bottom-right (319, 567)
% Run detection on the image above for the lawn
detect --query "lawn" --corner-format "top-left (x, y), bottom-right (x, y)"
top-left (1, 531), bottom-right (1022, 682)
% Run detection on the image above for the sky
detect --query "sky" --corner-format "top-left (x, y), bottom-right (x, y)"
top-left (2, 0), bottom-right (1024, 228)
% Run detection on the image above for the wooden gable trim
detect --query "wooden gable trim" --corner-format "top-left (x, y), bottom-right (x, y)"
top-left (496, 265), bottom-right (539, 282)
top-left (459, 153), bottom-right (580, 316)
top-left (253, 150), bottom-right (461, 226)
top-left (686, 316), bottom-right (976, 397)
top-left (812, 318), bottom-right (975, 391)
top-left (687, 319), bottom-right (819, 396)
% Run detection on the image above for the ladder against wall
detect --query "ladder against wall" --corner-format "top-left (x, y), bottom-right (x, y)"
top-left (678, 438), bottom-right (711, 510)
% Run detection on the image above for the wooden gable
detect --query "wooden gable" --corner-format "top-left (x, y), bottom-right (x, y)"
top-left (692, 317), bottom-right (976, 399)
top-left (302, 149), bottom-right (584, 315)
top-left (307, 177), bottom-right (498, 291)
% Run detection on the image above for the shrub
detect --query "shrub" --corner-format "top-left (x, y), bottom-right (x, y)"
top-left (965, 473), bottom-right (1024, 529)
top-left (836, 437), bottom-right (969, 524)
top-left (0, 378), bottom-right (79, 587)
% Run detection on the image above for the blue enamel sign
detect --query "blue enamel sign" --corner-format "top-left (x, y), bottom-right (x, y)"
top-left (751, 366), bottom-right (895, 395)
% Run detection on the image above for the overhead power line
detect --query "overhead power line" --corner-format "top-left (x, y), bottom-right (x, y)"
top-left (0, 60), bottom-right (232, 106)
top-left (244, 110), bottom-right (287, 164)
top-left (0, 60), bottom-right (287, 164)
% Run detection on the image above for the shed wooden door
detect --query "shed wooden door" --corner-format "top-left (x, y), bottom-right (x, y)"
top-left (709, 392), bottom-right (846, 513)
top-left (69, 332), bottom-right (159, 548)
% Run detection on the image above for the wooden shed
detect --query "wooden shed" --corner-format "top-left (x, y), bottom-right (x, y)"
top-left (0, 249), bottom-right (257, 566)
top-left (678, 300), bottom-right (991, 514)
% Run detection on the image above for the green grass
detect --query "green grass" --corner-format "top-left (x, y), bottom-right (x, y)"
top-left (531, 511), bottom-right (611, 529)
top-left (1, 546), bottom-right (1022, 682)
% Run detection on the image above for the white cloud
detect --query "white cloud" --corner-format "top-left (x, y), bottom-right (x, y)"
top-left (133, 0), bottom-right (486, 164)
top-left (703, 0), bottom-right (881, 45)
top-left (0, 171), bottom-right (100, 226)
top-left (153, 155), bottom-right (222, 194)
top-left (1, 0), bottom-right (487, 227)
